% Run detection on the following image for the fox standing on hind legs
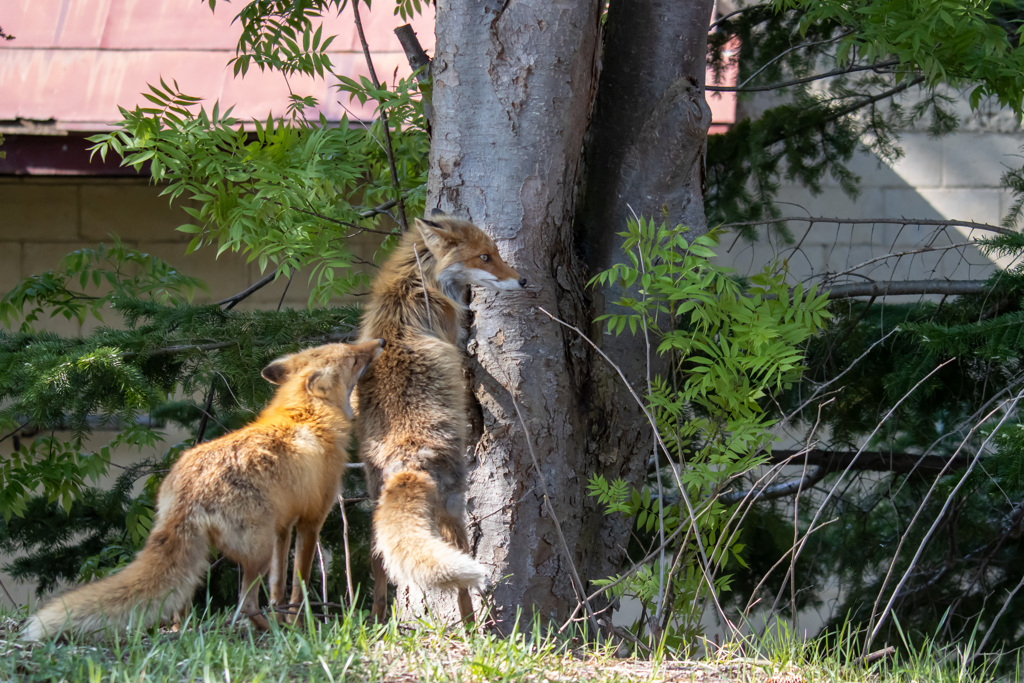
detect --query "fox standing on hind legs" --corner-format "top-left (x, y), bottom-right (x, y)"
top-left (357, 211), bottom-right (526, 621)
top-left (22, 340), bottom-right (384, 641)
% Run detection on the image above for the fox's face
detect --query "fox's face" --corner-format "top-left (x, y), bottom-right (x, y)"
top-left (262, 339), bottom-right (385, 418)
top-left (416, 214), bottom-right (526, 296)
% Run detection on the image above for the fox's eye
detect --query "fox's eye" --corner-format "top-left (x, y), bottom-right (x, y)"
top-left (479, 254), bottom-right (490, 262)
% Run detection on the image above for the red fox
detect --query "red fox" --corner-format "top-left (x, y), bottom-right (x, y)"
top-left (22, 340), bottom-right (384, 640)
top-left (356, 211), bottom-right (526, 621)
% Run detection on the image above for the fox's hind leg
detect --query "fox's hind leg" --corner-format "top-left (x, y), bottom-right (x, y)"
top-left (288, 516), bottom-right (328, 625)
top-left (230, 530), bottom-right (274, 630)
top-left (370, 550), bottom-right (389, 621)
top-left (269, 525), bottom-right (293, 622)
top-left (237, 561), bottom-right (271, 630)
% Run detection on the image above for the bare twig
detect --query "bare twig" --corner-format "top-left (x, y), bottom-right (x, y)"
top-left (631, 232), bottom-right (667, 638)
top-left (537, 306), bottom-right (739, 638)
top-left (338, 494), bottom-right (356, 607)
top-left (825, 279), bottom-right (989, 299)
top-left (763, 448), bottom-right (975, 476)
top-left (732, 32), bottom-right (854, 91)
top-left (0, 420), bottom-right (29, 445)
top-left (786, 327), bottom-right (899, 420)
top-left (865, 388), bottom-right (1024, 650)
top-left (351, 1), bottom-right (408, 232)
top-left (707, 59), bottom-right (901, 93)
top-left (708, 3), bottom-right (769, 32)
top-left (770, 358), bottom-right (957, 615)
top-left (719, 467), bottom-right (827, 506)
top-left (413, 244), bottom-right (433, 331)
top-left (721, 215), bottom-right (1018, 238)
top-left (215, 271), bottom-right (279, 307)
top-left (975, 573), bottom-right (1024, 654)
top-left (0, 576), bottom-right (16, 607)
top-left (316, 541), bottom-right (328, 605)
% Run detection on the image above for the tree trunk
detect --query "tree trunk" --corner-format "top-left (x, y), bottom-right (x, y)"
top-left (407, 0), bottom-right (715, 629)
top-left (575, 0), bottom-right (715, 594)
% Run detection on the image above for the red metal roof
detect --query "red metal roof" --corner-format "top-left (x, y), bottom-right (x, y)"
top-left (1, 0), bottom-right (434, 130)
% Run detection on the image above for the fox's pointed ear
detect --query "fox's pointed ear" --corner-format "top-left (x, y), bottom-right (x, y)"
top-left (415, 217), bottom-right (456, 255)
top-left (305, 367), bottom-right (335, 400)
top-left (261, 357), bottom-right (291, 385)
top-left (429, 208), bottom-right (448, 219)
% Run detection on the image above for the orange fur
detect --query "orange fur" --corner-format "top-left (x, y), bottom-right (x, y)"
top-left (357, 212), bottom-right (525, 621)
top-left (22, 340), bottom-right (384, 641)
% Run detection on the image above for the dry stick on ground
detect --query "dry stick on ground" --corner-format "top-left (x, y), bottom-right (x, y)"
top-left (338, 495), bottom-right (356, 607)
top-left (536, 306), bottom-right (739, 639)
top-left (765, 358), bottom-right (957, 617)
top-left (481, 343), bottom-right (602, 638)
top-left (351, 1), bottom-right (408, 232)
top-left (0, 576), bottom-right (16, 608)
top-left (864, 388), bottom-right (1024, 651)
top-left (315, 541), bottom-right (329, 608)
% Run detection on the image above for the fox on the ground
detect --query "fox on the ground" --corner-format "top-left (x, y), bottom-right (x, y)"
top-left (357, 210), bottom-right (527, 621)
top-left (22, 340), bottom-right (384, 641)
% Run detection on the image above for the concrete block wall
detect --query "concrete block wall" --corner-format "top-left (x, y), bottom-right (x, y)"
top-left (717, 129), bottom-right (1022, 287)
top-left (0, 177), bottom-right (381, 325)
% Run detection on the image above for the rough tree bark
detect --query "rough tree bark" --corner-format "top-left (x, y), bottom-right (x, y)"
top-left (403, 0), bottom-right (715, 628)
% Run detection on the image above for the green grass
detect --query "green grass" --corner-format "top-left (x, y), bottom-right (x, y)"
top-left (0, 607), bottom-right (1018, 682)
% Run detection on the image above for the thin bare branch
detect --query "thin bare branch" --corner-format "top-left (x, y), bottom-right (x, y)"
top-left (865, 388), bottom-right (1024, 650)
top-left (770, 358), bottom-right (957, 615)
top-left (394, 24), bottom-right (432, 129)
top-left (786, 327), bottom-right (899, 420)
top-left (338, 495), bottom-right (356, 607)
top-left (764, 448), bottom-right (975, 475)
top-left (707, 59), bottom-right (901, 93)
top-left (351, 1), bottom-right (408, 232)
top-left (214, 271), bottom-right (279, 307)
top-left (825, 279), bottom-right (989, 299)
top-left (722, 215), bottom-right (1018, 237)
top-left (537, 306), bottom-right (739, 638)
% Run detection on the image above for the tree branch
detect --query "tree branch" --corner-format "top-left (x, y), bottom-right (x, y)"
top-left (214, 271), bottom-right (278, 307)
top-left (821, 75), bottom-right (926, 126)
top-left (824, 280), bottom-right (989, 299)
top-left (707, 59), bottom-right (901, 93)
top-left (720, 466), bottom-right (828, 505)
top-left (767, 448), bottom-right (974, 475)
top-left (351, 2), bottom-right (408, 232)
top-left (394, 24), bottom-right (433, 130)
top-left (721, 215), bottom-right (1018, 237)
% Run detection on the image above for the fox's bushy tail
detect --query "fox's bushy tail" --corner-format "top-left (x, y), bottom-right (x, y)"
top-left (22, 510), bottom-right (208, 641)
top-left (375, 470), bottom-right (486, 592)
